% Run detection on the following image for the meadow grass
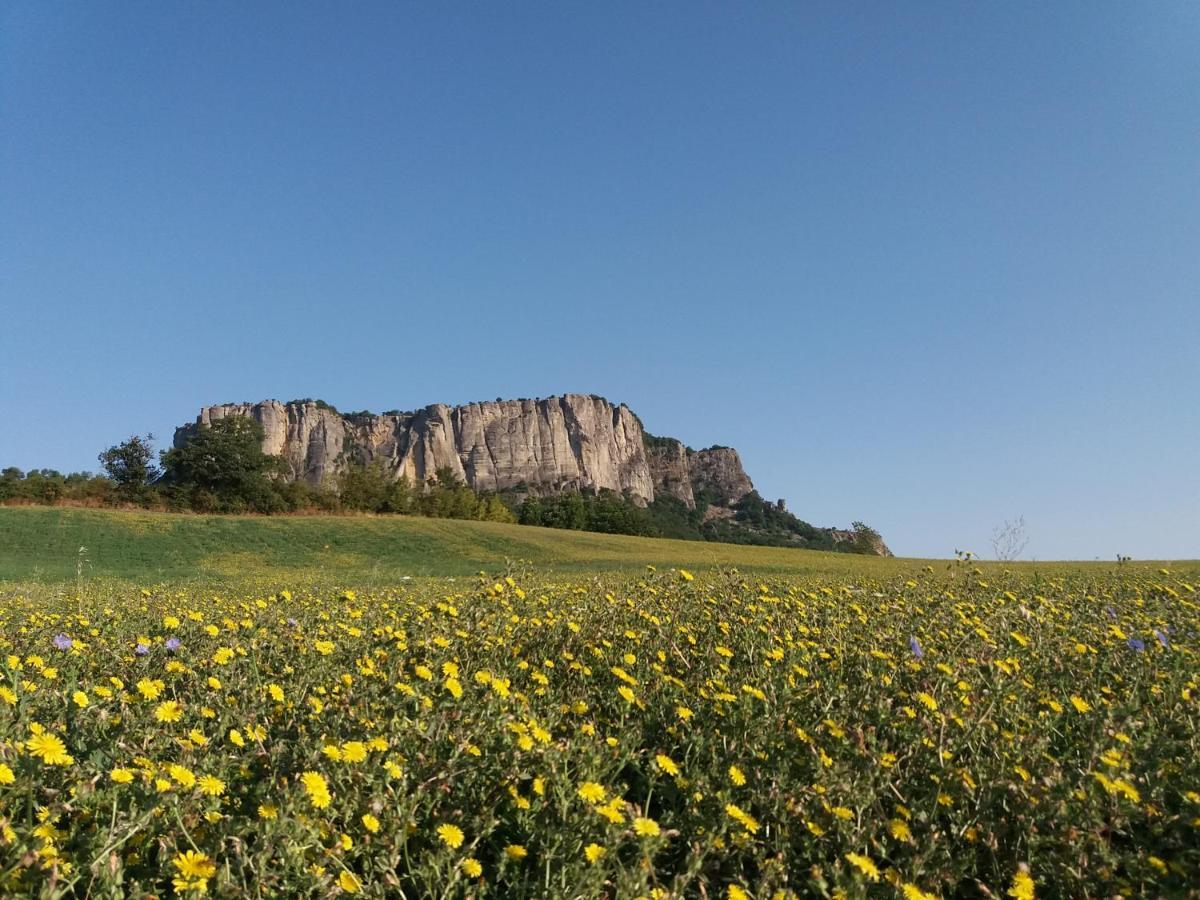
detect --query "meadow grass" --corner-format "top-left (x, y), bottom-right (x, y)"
top-left (0, 506), bottom-right (919, 584)
top-left (2, 507), bottom-right (1190, 588)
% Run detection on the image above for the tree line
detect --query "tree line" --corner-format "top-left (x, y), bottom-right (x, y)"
top-left (1, 417), bottom-right (883, 553)
top-left (1, 418), bottom-right (515, 522)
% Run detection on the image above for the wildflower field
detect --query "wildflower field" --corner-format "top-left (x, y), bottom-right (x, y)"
top-left (0, 562), bottom-right (1197, 898)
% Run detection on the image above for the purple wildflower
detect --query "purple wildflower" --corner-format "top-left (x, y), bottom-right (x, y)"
top-left (135, 643), bottom-right (150, 656)
top-left (287, 618), bottom-right (299, 628)
top-left (1126, 637), bottom-right (1145, 652)
top-left (165, 638), bottom-right (181, 652)
top-left (1153, 628), bottom-right (1169, 649)
top-left (52, 633), bottom-right (73, 651)
top-left (908, 635), bottom-right (924, 659)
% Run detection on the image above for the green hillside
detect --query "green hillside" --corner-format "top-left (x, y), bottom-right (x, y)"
top-left (0, 506), bottom-right (912, 583)
top-left (2, 506), bottom-right (1191, 585)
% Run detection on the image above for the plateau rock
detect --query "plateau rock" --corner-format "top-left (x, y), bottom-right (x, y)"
top-left (176, 395), bottom-right (658, 503)
top-left (173, 394), bottom-right (889, 554)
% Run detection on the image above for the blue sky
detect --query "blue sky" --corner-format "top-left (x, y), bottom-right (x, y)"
top-left (2, 2), bottom-right (1197, 559)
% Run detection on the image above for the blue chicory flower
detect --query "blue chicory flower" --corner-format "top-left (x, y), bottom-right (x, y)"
top-left (909, 635), bottom-right (924, 659)
top-left (52, 633), bottom-right (73, 651)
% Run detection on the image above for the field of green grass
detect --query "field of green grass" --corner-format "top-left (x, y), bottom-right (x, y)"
top-left (0, 506), bottom-right (930, 584)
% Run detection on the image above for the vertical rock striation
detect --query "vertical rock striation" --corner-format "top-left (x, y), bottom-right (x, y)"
top-left (175, 395), bottom-right (667, 503)
top-left (172, 394), bottom-right (891, 553)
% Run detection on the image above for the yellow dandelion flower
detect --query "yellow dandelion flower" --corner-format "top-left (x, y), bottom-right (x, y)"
top-left (136, 678), bottom-right (163, 700)
top-left (1007, 868), bottom-right (1035, 900)
top-left (301, 771), bottom-right (331, 809)
top-left (579, 782), bottom-right (607, 804)
top-left (155, 701), bottom-right (183, 723)
top-left (584, 843), bottom-right (606, 863)
top-left (27, 732), bottom-right (73, 766)
top-left (725, 803), bottom-right (759, 834)
top-left (338, 870), bottom-right (361, 893)
top-left (461, 858), bottom-right (483, 877)
top-left (845, 852), bottom-right (880, 881)
top-left (173, 850), bottom-right (216, 879)
top-left (361, 813), bottom-right (379, 833)
top-left (633, 817), bottom-right (661, 837)
top-left (902, 884), bottom-right (938, 900)
top-left (198, 775), bottom-right (226, 797)
top-left (437, 823), bottom-right (464, 849)
top-left (729, 765), bottom-right (746, 786)
top-left (504, 844), bottom-right (528, 860)
top-left (655, 754), bottom-right (680, 777)
top-left (597, 802), bottom-right (626, 825)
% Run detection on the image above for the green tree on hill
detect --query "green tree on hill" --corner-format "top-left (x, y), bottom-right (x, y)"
top-left (160, 417), bottom-right (286, 513)
top-left (98, 434), bottom-right (159, 504)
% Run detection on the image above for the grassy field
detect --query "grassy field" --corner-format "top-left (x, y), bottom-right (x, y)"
top-left (0, 506), bottom-right (931, 584)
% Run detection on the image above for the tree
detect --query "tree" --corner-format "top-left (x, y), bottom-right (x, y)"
top-left (160, 417), bottom-right (286, 512)
top-left (519, 495), bottom-right (545, 526)
top-left (991, 516), bottom-right (1029, 561)
top-left (480, 494), bottom-right (517, 523)
top-left (382, 475), bottom-right (414, 515)
top-left (337, 460), bottom-right (393, 512)
top-left (98, 434), bottom-right (160, 503)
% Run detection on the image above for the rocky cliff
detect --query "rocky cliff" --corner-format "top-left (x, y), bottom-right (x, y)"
top-left (645, 439), bottom-right (755, 508)
top-left (174, 395), bottom-right (753, 508)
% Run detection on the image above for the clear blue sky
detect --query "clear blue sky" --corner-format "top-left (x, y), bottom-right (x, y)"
top-left (2, 2), bottom-right (1197, 559)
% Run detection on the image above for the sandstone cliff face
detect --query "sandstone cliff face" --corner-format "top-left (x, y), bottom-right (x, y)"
top-left (174, 394), bottom-right (890, 554)
top-left (644, 440), bottom-right (757, 509)
top-left (176, 395), bottom-right (657, 503)
top-left (688, 447), bottom-right (754, 505)
top-left (645, 440), bottom-right (695, 507)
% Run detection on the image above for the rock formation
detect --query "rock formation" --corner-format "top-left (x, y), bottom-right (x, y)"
top-left (174, 394), bottom-right (752, 508)
top-left (173, 394), bottom-right (893, 554)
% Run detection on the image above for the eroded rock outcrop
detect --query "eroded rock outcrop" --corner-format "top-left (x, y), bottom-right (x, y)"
top-left (176, 395), bottom-right (658, 502)
top-left (173, 394), bottom-right (892, 553)
top-left (689, 446), bottom-right (754, 505)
